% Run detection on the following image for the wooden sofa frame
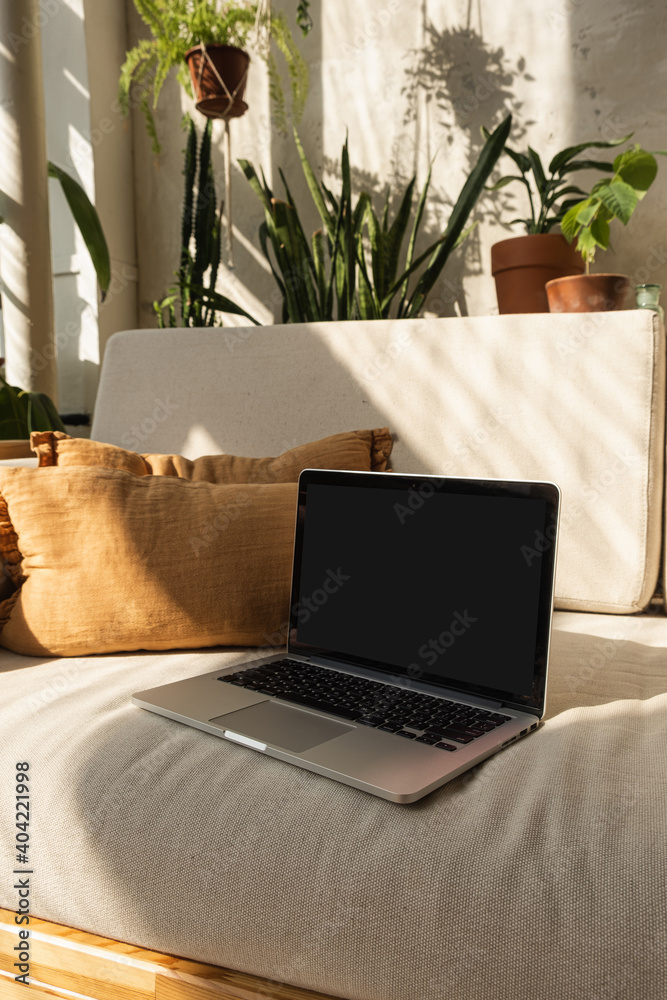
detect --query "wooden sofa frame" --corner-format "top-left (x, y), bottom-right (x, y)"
top-left (0, 908), bottom-right (339, 1000)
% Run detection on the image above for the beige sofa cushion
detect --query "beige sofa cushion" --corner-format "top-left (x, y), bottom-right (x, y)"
top-left (0, 610), bottom-right (665, 1000)
top-left (90, 314), bottom-right (665, 614)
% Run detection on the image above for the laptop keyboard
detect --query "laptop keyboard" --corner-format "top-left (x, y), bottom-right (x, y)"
top-left (220, 659), bottom-right (511, 752)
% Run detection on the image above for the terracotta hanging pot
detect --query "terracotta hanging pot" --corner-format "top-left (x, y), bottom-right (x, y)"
top-left (184, 44), bottom-right (250, 120)
top-left (545, 273), bottom-right (631, 313)
top-left (491, 234), bottom-right (584, 314)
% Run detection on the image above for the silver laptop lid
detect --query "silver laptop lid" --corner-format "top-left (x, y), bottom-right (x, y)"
top-left (287, 470), bottom-right (560, 717)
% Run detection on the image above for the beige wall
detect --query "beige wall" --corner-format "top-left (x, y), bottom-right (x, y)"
top-left (125, 0), bottom-right (667, 324)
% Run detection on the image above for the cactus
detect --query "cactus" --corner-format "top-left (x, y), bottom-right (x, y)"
top-left (154, 117), bottom-right (258, 328)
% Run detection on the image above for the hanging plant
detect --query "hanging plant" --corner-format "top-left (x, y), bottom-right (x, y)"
top-left (119, 0), bottom-right (309, 155)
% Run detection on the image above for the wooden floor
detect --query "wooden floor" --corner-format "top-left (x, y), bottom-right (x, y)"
top-left (0, 908), bottom-right (340, 1000)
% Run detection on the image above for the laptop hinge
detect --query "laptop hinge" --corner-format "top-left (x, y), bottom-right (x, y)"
top-left (503, 701), bottom-right (542, 718)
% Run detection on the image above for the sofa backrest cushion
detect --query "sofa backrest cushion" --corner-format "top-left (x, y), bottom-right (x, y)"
top-left (91, 313), bottom-right (665, 614)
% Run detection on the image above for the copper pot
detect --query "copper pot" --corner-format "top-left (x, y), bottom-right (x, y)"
top-left (545, 273), bottom-right (631, 312)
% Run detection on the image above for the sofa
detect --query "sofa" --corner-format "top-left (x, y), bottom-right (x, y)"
top-left (1, 312), bottom-right (666, 1000)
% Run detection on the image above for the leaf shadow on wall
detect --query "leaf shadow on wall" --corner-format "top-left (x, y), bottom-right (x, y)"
top-left (396, 22), bottom-right (536, 314)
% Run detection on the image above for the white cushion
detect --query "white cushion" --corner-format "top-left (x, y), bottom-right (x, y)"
top-left (91, 313), bottom-right (665, 613)
top-left (1, 612), bottom-right (666, 999)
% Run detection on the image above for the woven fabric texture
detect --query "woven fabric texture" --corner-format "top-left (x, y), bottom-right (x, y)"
top-left (0, 611), bottom-right (665, 1000)
top-left (0, 467), bottom-right (297, 656)
top-left (31, 427), bottom-right (394, 481)
top-left (90, 314), bottom-right (665, 613)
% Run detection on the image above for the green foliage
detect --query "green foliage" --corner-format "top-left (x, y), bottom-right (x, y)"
top-left (0, 370), bottom-right (65, 440)
top-left (47, 163), bottom-right (111, 298)
top-left (1, 163), bottom-right (110, 298)
top-left (154, 117), bottom-right (259, 328)
top-left (296, 0), bottom-right (313, 35)
top-left (487, 130), bottom-right (632, 234)
top-left (560, 144), bottom-right (662, 264)
top-left (119, 0), bottom-right (309, 155)
top-left (237, 115), bottom-right (511, 323)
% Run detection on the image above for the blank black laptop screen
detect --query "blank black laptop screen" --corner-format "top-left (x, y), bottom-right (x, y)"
top-left (289, 475), bottom-right (557, 710)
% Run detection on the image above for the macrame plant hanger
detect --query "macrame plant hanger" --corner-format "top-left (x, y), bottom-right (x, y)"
top-left (192, 41), bottom-right (251, 267)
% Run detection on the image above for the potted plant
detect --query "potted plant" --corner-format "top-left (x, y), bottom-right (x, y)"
top-left (119, 0), bottom-right (310, 155)
top-left (0, 162), bottom-right (109, 453)
top-left (487, 132), bottom-right (631, 313)
top-left (233, 116), bottom-right (511, 323)
top-left (545, 144), bottom-right (661, 312)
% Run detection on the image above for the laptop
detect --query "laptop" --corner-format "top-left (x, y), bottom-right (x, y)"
top-left (133, 469), bottom-right (560, 803)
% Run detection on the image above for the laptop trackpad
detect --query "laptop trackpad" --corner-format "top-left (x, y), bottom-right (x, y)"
top-left (210, 701), bottom-right (353, 752)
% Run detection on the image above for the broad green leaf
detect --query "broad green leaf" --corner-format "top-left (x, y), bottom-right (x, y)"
top-left (561, 159), bottom-right (615, 173)
top-left (548, 134), bottom-right (632, 174)
top-left (278, 166), bottom-right (318, 282)
top-left (321, 182), bottom-right (339, 214)
top-left (196, 288), bottom-right (261, 325)
top-left (486, 174), bottom-right (524, 190)
top-left (33, 392), bottom-right (65, 432)
top-left (488, 133), bottom-right (531, 174)
top-left (355, 236), bottom-right (380, 319)
top-left (0, 383), bottom-right (29, 439)
top-left (26, 394), bottom-right (51, 433)
top-left (362, 197), bottom-right (385, 298)
top-left (576, 227), bottom-right (599, 263)
top-left (595, 179), bottom-right (638, 224)
top-left (385, 177), bottom-right (416, 289)
top-left (352, 191), bottom-right (369, 238)
top-left (552, 198), bottom-right (587, 225)
top-left (238, 159), bottom-right (273, 215)
top-left (272, 199), bottom-right (317, 321)
top-left (341, 137), bottom-right (355, 319)
top-left (613, 148), bottom-right (658, 195)
top-left (397, 165), bottom-right (432, 318)
top-left (48, 162), bottom-right (110, 298)
top-left (560, 200), bottom-right (589, 242)
top-left (259, 221), bottom-right (287, 300)
top-left (402, 114), bottom-right (512, 317)
top-left (527, 147), bottom-right (546, 193)
top-left (294, 128), bottom-right (336, 240)
top-left (576, 200), bottom-right (599, 227)
top-left (452, 221), bottom-right (477, 250)
top-left (312, 229), bottom-right (327, 314)
top-left (590, 215), bottom-right (610, 251)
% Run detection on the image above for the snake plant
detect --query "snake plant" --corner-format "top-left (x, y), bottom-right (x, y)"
top-left (238, 114), bottom-right (511, 322)
top-left (154, 116), bottom-right (259, 327)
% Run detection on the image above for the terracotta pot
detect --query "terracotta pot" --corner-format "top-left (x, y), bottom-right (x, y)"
top-left (185, 44), bottom-right (250, 120)
top-left (491, 234), bottom-right (584, 314)
top-left (545, 273), bottom-right (631, 313)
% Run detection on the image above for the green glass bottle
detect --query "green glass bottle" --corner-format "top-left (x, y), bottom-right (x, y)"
top-left (635, 283), bottom-right (664, 322)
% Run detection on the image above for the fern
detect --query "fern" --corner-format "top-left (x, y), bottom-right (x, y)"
top-left (270, 12), bottom-right (308, 127)
top-left (119, 0), bottom-right (308, 152)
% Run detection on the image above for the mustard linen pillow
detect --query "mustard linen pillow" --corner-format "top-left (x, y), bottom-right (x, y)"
top-left (31, 428), bottom-right (393, 481)
top-left (0, 466), bottom-right (297, 657)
